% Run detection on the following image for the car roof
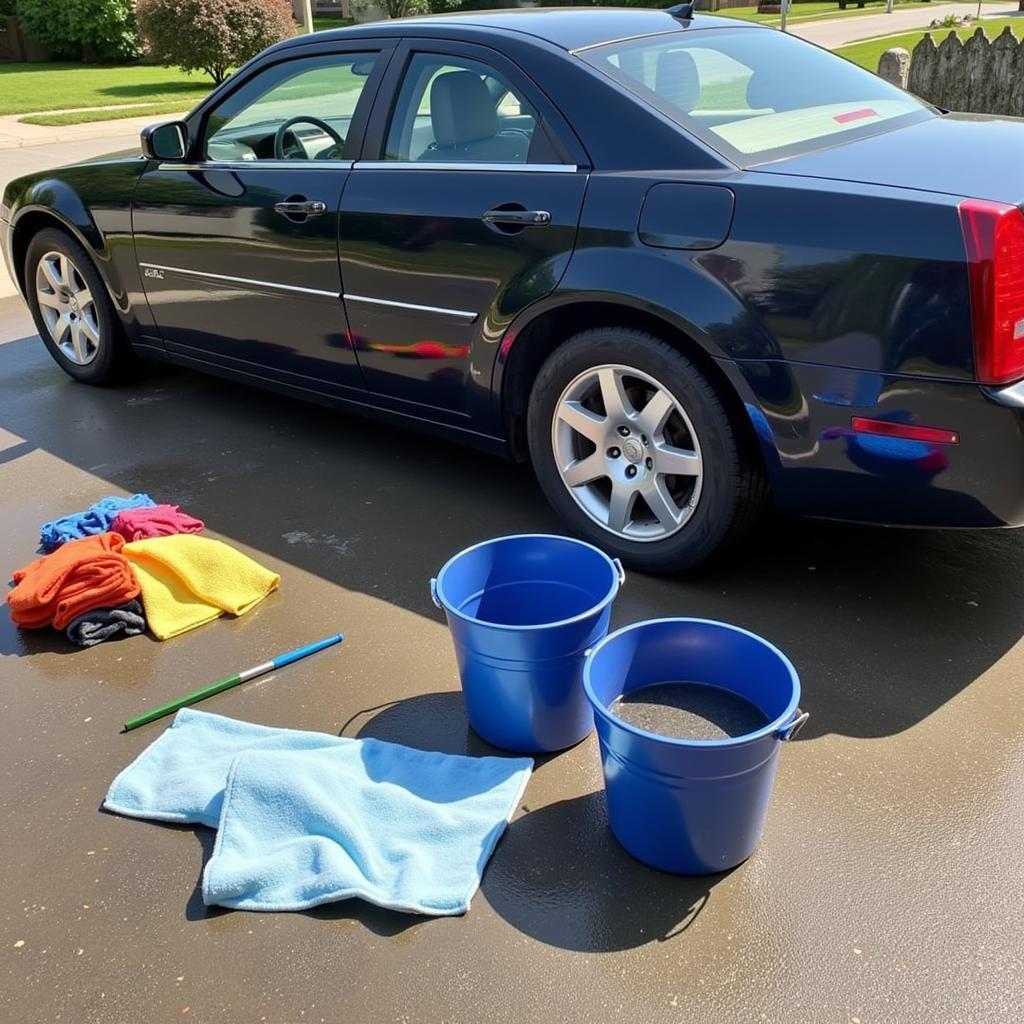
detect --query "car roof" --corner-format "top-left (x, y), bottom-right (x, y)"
top-left (307, 7), bottom-right (758, 53)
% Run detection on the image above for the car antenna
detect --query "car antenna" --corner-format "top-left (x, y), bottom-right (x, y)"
top-left (665, 2), bottom-right (695, 19)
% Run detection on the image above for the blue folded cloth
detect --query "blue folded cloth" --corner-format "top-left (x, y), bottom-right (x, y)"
top-left (104, 709), bottom-right (532, 916)
top-left (41, 493), bottom-right (156, 551)
top-left (105, 709), bottom-right (343, 826)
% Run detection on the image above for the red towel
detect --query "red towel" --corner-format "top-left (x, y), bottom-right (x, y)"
top-left (111, 504), bottom-right (204, 542)
top-left (7, 532), bottom-right (140, 630)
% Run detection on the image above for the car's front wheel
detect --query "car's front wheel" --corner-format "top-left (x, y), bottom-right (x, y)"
top-left (24, 227), bottom-right (134, 385)
top-left (527, 327), bottom-right (766, 573)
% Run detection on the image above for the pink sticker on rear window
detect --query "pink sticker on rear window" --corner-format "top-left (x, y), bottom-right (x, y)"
top-left (834, 108), bottom-right (878, 125)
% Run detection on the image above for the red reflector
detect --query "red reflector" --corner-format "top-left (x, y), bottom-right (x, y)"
top-left (959, 199), bottom-right (1024, 386)
top-left (851, 417), bottom-right (959, 445)
top-left (834, 107), bottom-right (877, 124)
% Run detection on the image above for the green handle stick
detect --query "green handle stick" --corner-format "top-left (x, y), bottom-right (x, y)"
top-left (122, 632), bottom-right (344, 732)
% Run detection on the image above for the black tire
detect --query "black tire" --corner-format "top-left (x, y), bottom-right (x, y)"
top-left (24, 227), bottom-right (135, 385)
top-left (526, 327), bottom-right (767, 573)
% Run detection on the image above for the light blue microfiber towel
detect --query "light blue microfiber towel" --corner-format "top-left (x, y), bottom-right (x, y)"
top-left (104, 709), bottom-right (533, 916)
top-left (40, 493), bottom-right (156, 551)
top-left (104, 708), bottom-right (348, 826)
top-left (204, 743), bottom-right (532, 915)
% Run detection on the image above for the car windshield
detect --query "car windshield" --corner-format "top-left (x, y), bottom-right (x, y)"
top-left (578, 28), bottom-right (933, 165)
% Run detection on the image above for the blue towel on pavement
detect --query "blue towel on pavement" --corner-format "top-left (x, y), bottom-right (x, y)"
top-left (104, 709), bottom-right (346, 827)
top-left (41, 493), bottom-right (156, 551)
top-left (104, 709), bottom-right (532, 916)
top-left (204, 743), bottom-right (532, 915)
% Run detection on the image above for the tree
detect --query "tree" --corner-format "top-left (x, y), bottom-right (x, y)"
top-left (136, 0), bottom-right (295, 85)
top-left (16, 0), bottom-right (140, 61)
top-left (376, 0), bottom-right (459, 20)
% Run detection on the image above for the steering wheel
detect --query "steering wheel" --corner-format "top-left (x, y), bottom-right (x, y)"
top-left (274, 116), bottom-right (345, 160)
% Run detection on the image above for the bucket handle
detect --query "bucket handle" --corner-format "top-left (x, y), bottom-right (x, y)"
top-left (777, 708), bottom-right (809, 742)
top-left (613, 558), bottom-right (626, 586)
top-left (429, 578), bottom-right (441, 609)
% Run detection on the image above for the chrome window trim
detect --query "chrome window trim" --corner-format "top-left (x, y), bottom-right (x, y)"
top-left (570, 29), bottom-right (682, 56)
top-left (138, 262), bottom-right (339, 298)
top-left (344, 293), bottom-right (477, 322)
top-left (156, 160), bottom-right (355, 172)
top-left (353, 161), bottom-right (578, 173)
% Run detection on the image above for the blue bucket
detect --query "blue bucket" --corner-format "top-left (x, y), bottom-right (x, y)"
top-left (431, 534), bottom-right (624, 754)
top-left (583, 618), bottom-right (807, 875)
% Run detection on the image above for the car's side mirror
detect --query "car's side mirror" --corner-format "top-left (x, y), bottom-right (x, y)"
top-left (141, 121), bottom-right (188, 161)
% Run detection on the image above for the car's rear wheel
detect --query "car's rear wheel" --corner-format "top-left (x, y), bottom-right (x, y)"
top-left (24, 227), bottom-right (133, 385)
top-left (527, 327), bottom-right (766, 573)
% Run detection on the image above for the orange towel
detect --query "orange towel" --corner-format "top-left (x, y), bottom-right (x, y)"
top-left (7, 533), bottom-right (140, 631)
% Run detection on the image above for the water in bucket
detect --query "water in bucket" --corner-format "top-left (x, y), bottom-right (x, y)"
top-left (610, 681), bottom-right (769, 741)
top-left (583, 618), bottom-right (806, 874)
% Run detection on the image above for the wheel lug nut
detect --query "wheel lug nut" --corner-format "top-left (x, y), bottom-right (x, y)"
top-left (607, 447), bottom-right (621, 459)
top-left (626, 465), bottom-right (637, 478)
top-left (641, 435), bottom-right (648, 446)
top-left (617, 425), bottom-right (630, 437)
top-left (645, 457), bottom-right (653, 470)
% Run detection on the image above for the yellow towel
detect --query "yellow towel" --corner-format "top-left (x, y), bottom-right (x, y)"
top-left (124, 535), bottom-right (280, 640)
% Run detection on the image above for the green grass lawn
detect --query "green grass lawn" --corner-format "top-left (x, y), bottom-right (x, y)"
top-left (313, 15), bottom-right (354, 30)
top-left (835, 15), bottom-right (1024, 69)
top-left (2, 17), bottom-right (353, 123)
top-left (0, 62), bottom-right (211, 116)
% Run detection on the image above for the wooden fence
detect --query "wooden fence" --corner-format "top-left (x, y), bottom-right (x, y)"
top-left (878, 27), bottom-right (1024, 118)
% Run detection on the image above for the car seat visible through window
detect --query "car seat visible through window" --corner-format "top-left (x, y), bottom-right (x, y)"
top-left (426, 71), bottom-right (529, 163)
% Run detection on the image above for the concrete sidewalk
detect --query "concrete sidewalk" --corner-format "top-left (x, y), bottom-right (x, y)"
top-left (0, 109), bottom-right (185, 151)
top-left (790, 2), bottom-right (1021, 49)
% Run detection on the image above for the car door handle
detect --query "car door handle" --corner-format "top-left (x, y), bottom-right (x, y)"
top-left (482, 207), bottom-right (551, 227)
top-left (274, 199), bottom-right (327, 219)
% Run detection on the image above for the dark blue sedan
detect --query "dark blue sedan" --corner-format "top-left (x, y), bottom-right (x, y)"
top-left (3, 7), bottom-right (1024, 570)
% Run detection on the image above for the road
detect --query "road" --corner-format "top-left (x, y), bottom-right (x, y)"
top-left (1, 295), bottom-right (1023, 1023)
top-left (790, 2), bottom-right (1021, 49)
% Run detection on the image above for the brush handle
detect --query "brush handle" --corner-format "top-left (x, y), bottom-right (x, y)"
top-left (122, 672), bottom-right (244, 732)
top-left (273, 633), bottom-right (343, 669)
top-left (122, 632), bottom-right (344, 732)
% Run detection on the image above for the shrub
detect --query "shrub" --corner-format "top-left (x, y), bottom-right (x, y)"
top-left (16, 0), bottom-right (140, 61)
top-left (371, 0), bottom-right (457, 18)
top-left (136, 0), bottom-right (295, 84)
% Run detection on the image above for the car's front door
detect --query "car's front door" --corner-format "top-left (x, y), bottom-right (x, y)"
top-left (339, 42), bottom-right (589, 422)
top-left (133, 45), bottom-right (391, 394)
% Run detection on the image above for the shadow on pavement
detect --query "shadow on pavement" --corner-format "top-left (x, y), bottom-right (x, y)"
top-left (2, 329), bottom-right (1023, 741)
top-left (482, 791), bottom-right (730, 952)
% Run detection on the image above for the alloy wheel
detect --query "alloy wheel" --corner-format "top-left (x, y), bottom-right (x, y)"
top-left (35, 251), bottom-right (101, 365)
top-left (550, 364), bottom-right (703, 541)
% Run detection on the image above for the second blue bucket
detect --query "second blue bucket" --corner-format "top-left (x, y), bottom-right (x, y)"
top-left (431, 534), bottom-right (624, 754)
top-left (583, 619), bottom-right (807, 875)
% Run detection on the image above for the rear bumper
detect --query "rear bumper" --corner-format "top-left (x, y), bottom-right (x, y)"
top-left (730, 360), bottom-right (1024, 528)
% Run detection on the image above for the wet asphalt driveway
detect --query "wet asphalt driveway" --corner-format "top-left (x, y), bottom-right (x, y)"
top-left (1, 295), bottom-right (1022, 1023)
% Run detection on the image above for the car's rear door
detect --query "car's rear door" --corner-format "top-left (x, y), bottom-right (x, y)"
top-left (338, 39), bottom-right (589, 423)
top-left (132, 42), bottom-right (393, 395)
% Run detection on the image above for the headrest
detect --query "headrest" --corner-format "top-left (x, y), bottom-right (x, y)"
top-left (655, 49), bottom-right (702, 114)
top-left (430, 71), bottom-right (498, 147)
top-left (745, 72), bottom-right (779, 111)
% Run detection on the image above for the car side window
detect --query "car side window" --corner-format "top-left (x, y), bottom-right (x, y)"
top-left (203, 53), bottom-right (379, 163)
top-left (384, 53), bottom-right (538, 164)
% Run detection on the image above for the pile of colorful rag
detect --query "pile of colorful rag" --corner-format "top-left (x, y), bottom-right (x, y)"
top-left (5, 493), bottom-right (279, 647)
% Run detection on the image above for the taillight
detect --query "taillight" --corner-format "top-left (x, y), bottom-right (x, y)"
top-left (959, 199), bottom-right (1024, 386)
